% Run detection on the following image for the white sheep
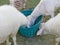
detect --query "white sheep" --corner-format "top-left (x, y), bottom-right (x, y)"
top-left (27, 0), bottom-right (60, 26)
top-left (0, 5), bottom-right (29, 45)
top-left (37, 13), bottom-right (60, 45)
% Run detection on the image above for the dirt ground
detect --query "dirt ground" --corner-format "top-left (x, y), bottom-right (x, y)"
top-left (0, 34), bottom-right (56, 45)
top-left (16, 34), bottom-right (56, 45)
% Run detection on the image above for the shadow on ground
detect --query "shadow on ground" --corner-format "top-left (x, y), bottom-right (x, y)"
top-left (17, 34), bottom-right (56, 45)
top-left (0, 34), bottom-right (57, 45)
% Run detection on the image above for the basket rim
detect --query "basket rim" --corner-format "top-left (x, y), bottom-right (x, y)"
top-left (20, 15), bottom-right (43, 29)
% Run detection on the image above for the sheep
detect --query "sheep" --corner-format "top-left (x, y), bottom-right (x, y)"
top-left (27, 0), bottom-right (60, 26)
top-left (0, 5), bottom-right (29, 45)
top-left (9, 0), bottom-right (27, 10)
top-left (37, 13), bottom-right (60, 45)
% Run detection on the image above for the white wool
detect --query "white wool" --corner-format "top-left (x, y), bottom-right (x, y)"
top-left (27, 0), bottom-right (60, 26)
top-left (37, 13), bottom-right (60, 36)
top-left (0, 5), bottom-right (29, 45)
top-left (37, 13), bottom-right (60, 45)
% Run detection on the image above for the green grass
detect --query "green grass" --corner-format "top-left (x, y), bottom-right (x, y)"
top-left (0, 0), bottom-right (40, 8)
top-left (0, 0), bottom-right (9, 5)
top-left (26, 0), bottom-right (40, 9)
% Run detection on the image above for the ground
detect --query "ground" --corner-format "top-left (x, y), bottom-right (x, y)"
top-left (0, 34), bottom-right (56, 45)
top-left (16, 34), bottom-right (56, 45)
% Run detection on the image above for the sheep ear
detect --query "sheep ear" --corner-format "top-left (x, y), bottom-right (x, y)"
top-left (37, 28), bottom-right (43, 35)
top-left (39, 22), bottom-right (45, 29)
top-left (37, 22), bottom-right (45, 35)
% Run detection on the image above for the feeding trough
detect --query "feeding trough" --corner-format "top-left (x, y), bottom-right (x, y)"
top-left (18, 9), bottom-right (43, 38)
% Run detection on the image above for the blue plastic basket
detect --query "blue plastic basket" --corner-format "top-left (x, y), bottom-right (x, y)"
top-left (21, 8), bottom-right (33, 16)
top-left (18, 9), bottom-right (43, 38)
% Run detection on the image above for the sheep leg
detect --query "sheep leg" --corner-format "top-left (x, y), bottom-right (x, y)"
top-left (6, 37), bottom-right (11, 45)
top-left (55, 38), bottom-right (60, 45)
top-left (23, 3), bottom-right (26, 8)
top-left (23, 0), bottom-right (27, 8)
top-left (12, 36), bottom-right (17, 45)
